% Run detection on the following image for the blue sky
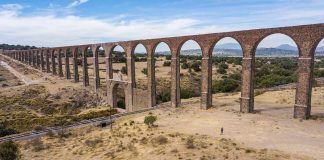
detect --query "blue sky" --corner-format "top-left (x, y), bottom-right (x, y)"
top-left (0, 0), bottom-right (323, 51)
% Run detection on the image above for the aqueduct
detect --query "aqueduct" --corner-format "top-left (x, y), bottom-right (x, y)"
top-left (1, 23), bottom-right (324, 119)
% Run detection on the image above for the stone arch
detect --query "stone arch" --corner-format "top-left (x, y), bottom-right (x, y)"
top-left (110, 45), bottom-right (127, 80)
top-left (133, 43), bottom-right (148, 88)
top-left (212, 36), bottom-right (244, 92)
top-left (153, 42), bottom-right (172, 105)
top-left (178, 39), bottom-right (203, 104)
top-left (112, 82), bottom-right (128, 109)
top-left (253, 33), bottom-right (299, 113)
top-left (253, 32), bottom-right (301, 57)
top-left (177, 39), bottom-right (204, 57)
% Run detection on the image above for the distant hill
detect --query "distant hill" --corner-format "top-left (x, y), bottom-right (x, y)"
top-left (155, 43), bottom-right (324, 57)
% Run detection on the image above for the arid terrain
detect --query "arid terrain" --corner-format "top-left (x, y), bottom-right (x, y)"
top-left (1, 55), bottom-right (324, 160)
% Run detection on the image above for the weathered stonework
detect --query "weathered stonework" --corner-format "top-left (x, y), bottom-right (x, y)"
top-left (3, 24), bottom-right (324, 119)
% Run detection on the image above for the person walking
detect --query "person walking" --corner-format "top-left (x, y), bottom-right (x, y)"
top-left (221, 127), bottom-right (224, 135)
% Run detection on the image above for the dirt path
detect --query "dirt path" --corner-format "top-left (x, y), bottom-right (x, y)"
top-left (0, 60), bottom-right (42, 85)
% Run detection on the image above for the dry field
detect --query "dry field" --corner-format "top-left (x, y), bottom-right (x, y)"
top-left (17, 88), bottom-right (324, 160)
top-left (1, 55), bottom-right (324, 160)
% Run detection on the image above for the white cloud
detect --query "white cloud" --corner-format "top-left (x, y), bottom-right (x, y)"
top-left (0, 1), bottom-right (323, 52)
top-left (0, 6), bottom-right (235, 49)
top-left (67, 0), bottom-right (89, 8)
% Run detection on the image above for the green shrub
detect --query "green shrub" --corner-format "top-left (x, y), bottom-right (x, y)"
top-left (190, 61), bottom-right (201, 72)
top-left (180, 88), bottom-right (191, 99)
top-left (163, 61), bottom-right (171, 66)
top-left (121, 66), bottom-right (127, 75)
top-left (141, 68), bottom-right (148, 76)
top-left (212, 79), bottom-right (240, 93)
top-left (218, 62), bottom-right (228, 70)
top-left (0, 141), bottom-right (20, 160)
top-left (217, 68), bottom-right (227, 74)
top-left (156, 89), bottom-right (171, 103)
top-left (181, 62), bottom-right (189, 69)
top-left (0, 123), bottom-right (18, 137)
top-left (314, 69), bottom-right (324, 78)
top-left (144, 114), bottom-right (157, 127)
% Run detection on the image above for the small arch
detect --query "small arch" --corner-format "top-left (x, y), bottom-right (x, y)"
top-left (312, 38), bottom-right (324, 118)
top-left (95, 46), bottom-right (106, 89)
top-left (179, 40), bottom-right (202, 100)
top-left (177, 39), bottom-right (203, 56)
top-left (254, 33), bottom-right (299, 113)
top-left (212, 37), bottom-right (243, 97)
top-left (154, 42), bottom-right (172, 104)
top-left (111, 45), bottom-right (127, 81)
top-left (112, 83), bottom-right (127, 110)
top-left (254, 32), bottom-right (300, 57)
top-left (134, 43), bottom-right (148, 89)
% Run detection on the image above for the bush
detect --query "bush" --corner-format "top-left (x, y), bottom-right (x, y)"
top-left (181, 62), bottom-right (189, 69)
top-left (314, 69), bottom-right (324, 78)
top-left (217, 68), bottom-right (227, 74)
top-left (218, 62), bottom-right (228, 70)
top-left (180, 88), bottom-right (192, 99)
top-left (163, 61), bottom-right (171, 66)
top-left (121, 66), bottom-right (127, 75)
top-left (144, 114), bottom-right (157, 127)
top-left (0, 141), bottom-right (20, 160)
top-left (228, 72), bottom-right (241, 81)
top-left (141, 68), bottom-right (148, 76)
top-left (212, 79), bottom-right (240, 93)
top-left (191, 61), bottom-right (201, 72)
top-left (0, 123), bottom-right (17, 137)
top-left (186, 136), bottom-right (195, 149)
top-left (156, 89), bottom-right (171, 103)
top-left (151, 135), bottom-right (168, 145)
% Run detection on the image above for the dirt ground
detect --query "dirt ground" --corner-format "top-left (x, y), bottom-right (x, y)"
top-left (2, 55), bottom-right (324, 159)
top-left (0, 63), bottom-right (22, 87)
top-left (18, 87), bottom-right (324, 160)
top-left (16, 87), bottom-right (324, 160)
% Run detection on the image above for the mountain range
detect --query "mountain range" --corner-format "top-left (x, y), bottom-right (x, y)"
top-left (156, 43), bottom-right (324, 57)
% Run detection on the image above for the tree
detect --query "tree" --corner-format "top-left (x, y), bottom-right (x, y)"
top-left (0, 141), bottom-right (20, 160)
top-left (144, 113), bottom-right (157, 127)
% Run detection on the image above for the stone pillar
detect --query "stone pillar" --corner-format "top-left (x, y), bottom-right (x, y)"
top-left (104, 45), bottom-right (113, 80)
top-left (46, 51), bottom-right (51, 73)
top-left (82, 49), bottom-right (89, 87)
top-left (51, 50), bottom-right (57, 75)
top-left (200, 54), bottom-right (213, 109)
top-left (240, 56), bottom-right (255, 113)
top-left (170, 48), bottom-right (181, 108)
top-left (28, 51), bottom-right (32, 65)
top-left (32, 51), bottom-right (36, 67)
top-left (36, 51), bottom-right (40, 68)
top-left (73, 49), bottom-right (79, 82)
top-left (126, 48), bottom-right (135, 112)
top-left (93, 48), bottom-right (100, 92)
top-left (41, 51), bottom-right (45, 71)
top-left (294, 56), bottom-right (313, 119)
top-left (147, 48), bottom-right (156, 108)
top-left (65, 51), bottom-right (71, 79)
top-left (58, 51), bottom-right (63, 77)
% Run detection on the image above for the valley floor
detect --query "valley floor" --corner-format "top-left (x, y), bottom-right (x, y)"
top-left (18, 88), bottom-right (324, 160)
